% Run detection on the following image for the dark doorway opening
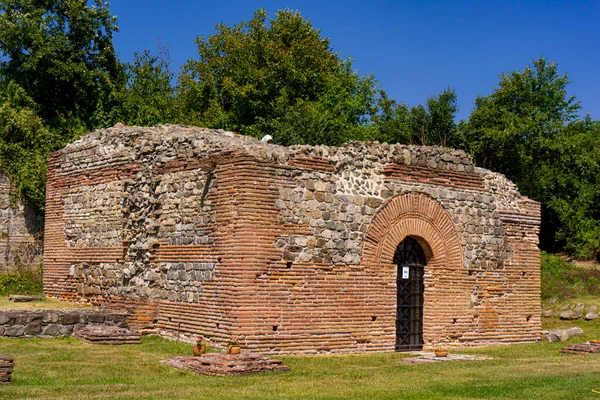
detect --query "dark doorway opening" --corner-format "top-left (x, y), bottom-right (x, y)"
top-left (394, 236), bottom-right (426, 351)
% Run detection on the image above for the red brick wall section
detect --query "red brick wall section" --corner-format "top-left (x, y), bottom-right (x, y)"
top-left (43, 153), bottom-right (76, 299)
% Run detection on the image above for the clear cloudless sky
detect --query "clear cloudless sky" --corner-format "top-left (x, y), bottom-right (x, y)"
top-left (110, 0), bottom-right (599, 121)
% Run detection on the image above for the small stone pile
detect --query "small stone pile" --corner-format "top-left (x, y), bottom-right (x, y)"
top-left (560, 341), bottom-right (600, 355)
top-left (0, 354), bottom-right (13, 383)
top-left (542, 301), bottom-right (598, 321)
top-left (160, 354), bottom-right (289, 376)
top-left (75, 325), bottom-right (141, 344)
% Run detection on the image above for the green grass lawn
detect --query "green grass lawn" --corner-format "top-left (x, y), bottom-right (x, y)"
top-left (1, 318), bottom-right (600, 400)
top-left (0, 296), bottom-right (92, 310)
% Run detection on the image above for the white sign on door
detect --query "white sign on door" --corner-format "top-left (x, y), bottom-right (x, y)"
top-left (402, 266), bottom-right (409, 279)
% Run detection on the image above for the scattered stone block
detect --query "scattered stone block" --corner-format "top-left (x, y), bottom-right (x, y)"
top-left (545, 327), bottom-right (583, 343)
top-left (0, 354), bottom-right (14, 383)
top-left (559, 310), bottom-right (575, 320)
top-left (585, 306), bottom-right (598, 321)
top-left (160, 354), bottom-right (290, 376)
top-left (8, 295), bottom-right (43, 303)
top-left (75, 325), bottom-right (141, 345)
top-left (586, 312), bottom-right (598, 321)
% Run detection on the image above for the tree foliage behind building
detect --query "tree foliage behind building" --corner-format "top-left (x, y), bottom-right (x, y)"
top-left (0, 3), bottom-right (597, 259)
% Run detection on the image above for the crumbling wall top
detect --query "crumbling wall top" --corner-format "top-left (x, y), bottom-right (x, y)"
top-left (56, 123), bottom-right (529, 204)
top-left (60, 123), bottom-right (473, 167)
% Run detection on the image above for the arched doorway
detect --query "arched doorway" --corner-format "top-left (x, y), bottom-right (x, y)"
top-left (394, 236), bottom-right (427, 351)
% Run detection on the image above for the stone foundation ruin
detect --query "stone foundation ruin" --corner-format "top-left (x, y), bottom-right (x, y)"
top-left (43, 124), bottom-right (541, 354)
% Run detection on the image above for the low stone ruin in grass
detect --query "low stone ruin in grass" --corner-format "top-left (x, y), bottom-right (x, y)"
top-left (560, 341), bottom-right (600, 355)
top-left (161, 354), bottom-right (290, 376)
top-left (75, 325), bottom-right (141, 345)
top-left (402, 353), bottom-right (491, 364)
top-left (0, 309), bottom-right (129, 338)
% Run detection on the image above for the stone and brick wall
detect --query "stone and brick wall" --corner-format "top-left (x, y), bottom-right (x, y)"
top-left (0, 172), bottom-right (42, 272)
top-left (43, 124), bottom-right (541, 354)
top-left (0, 309), bottom-right (128, 337)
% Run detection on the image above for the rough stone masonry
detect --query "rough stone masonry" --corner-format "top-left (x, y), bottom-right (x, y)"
top-left (43, 124), bottom-right (541, 354)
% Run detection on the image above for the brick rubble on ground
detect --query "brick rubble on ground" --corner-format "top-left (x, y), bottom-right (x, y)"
top-left (160, 354), bottom-right (290, 376)
top-left (0, 354), bottom-right (14, 383)
top-left (560, 342), bottom-right (600, 355)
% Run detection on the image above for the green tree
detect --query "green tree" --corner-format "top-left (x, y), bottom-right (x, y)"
top-left (176, 8), bottom-right (378, 145)
top-left (426, 87), bottom-right (458, 147)
top-left (0, 80), bottom-right (58, 209)
top-left (0, 0), bottom-right (125, 134)
top-left (462, 57), bottom-right (580, 197)
top-left (371, 87), bottom-right (458, 146)
top-left (370, 90), bottom-right (411, 144)
top-left (537, 117), bottom-right (600, 259)
top-left (461, 57), bottom-right (600, 259)
top-left (121, 47), bottom-right (176, 127)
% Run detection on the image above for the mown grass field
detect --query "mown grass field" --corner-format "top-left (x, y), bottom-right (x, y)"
top-left (1, 317), bottom-right (600, 399)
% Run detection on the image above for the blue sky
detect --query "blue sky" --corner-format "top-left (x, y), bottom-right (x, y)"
top-left (111, 0), bottom-right (599, 121)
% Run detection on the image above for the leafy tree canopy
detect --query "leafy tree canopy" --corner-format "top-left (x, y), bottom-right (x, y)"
top-left (459, 57), bottom-right (599, 259)
top-left (462, 57), bottom-right (580, 196)
top-left (177, 8), bottom-right (378, 145)
top-left (536, 117), bottom-right (600, 259)
top-left (120, 46), bottom-right (175, 127)
top-left (372, 87), bottom-right (458, 147)
top-left (0, 0), bottom-right (125, 135)
top-left (0, 80), bottom-right (58, 208)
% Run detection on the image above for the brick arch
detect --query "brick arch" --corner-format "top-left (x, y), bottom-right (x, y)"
top-left (361, 192), bottom-right (463, 269)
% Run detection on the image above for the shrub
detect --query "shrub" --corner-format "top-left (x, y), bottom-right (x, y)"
top-left (541, 251), bottom-right (600, 299)
top-left (0, 266), bottom-right (43, 295)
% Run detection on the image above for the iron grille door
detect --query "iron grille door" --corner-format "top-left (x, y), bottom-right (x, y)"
top-left (394, 237), bottom-right (426, 351)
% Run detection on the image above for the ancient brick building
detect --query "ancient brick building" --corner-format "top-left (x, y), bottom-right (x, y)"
top-left (43, 124), bottom-right (541, 354)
